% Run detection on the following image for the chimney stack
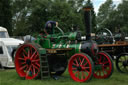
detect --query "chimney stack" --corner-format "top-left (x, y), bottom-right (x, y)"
top-left (83, 0), bottom-right (92, 40)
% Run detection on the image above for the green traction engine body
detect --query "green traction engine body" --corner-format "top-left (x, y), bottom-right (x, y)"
top-left (35, 31), bottom-right (97, 57)
top-left (14, 0), bottom-right (114, 82)
top-left (34, 30), bottom-right (98, 74)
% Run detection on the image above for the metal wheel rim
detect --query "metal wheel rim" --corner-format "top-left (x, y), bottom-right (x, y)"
top-left (116, 54), bottom-right (128, 73)
top-left (68, 54), bottom-right (93, 82)
top-left (93, 52), bottom-right (112, 78)
top-left (15, 44), bottom-right (40, 79)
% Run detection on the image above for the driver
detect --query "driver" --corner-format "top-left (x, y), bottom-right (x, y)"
top-left (44, 21), bottom-right (58, 34)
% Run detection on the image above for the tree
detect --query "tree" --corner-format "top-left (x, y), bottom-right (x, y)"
top-left (116, 0), bottom-right (128, 34)
top-left (0, 0), bottom-right (12, 35)
top-left (27, 0), bottom-right (84, 35)
top-left (97, 0), bottom-right (115, 31)
top-left (97, 0), bottom-right (128, 34)
top-left (68, 0), bottom-right (84, 11)
top-left (10, 0), bottom-right (96, 36)
top-left (68, 0), bottom-right (96, 33)
top-left (11, 0), bottom-right (32, 36)
top-left (89, 0), bottom-right (96, 32)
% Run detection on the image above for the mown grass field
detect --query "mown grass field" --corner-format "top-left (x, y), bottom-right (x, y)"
top-left (0, 62), bottom-right (128, 85)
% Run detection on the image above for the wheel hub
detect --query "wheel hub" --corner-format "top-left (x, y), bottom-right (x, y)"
top-left (77, 66), bottom-right (82, 71)
top-left (26, 59), bottom-right (31, 65)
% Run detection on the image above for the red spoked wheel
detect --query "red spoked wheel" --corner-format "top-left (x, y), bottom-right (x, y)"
top-left (93, 51), bottom-right (113, 79)
top-left (15, 43), bottom-right (41, 79)
top-left (68, 53), bottom-right (94, 82)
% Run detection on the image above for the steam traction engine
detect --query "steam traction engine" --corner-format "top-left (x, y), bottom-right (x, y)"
top-left (14, 1), bottom-right (114, 82)
top-left (96, 28), bottom-right (128, 73)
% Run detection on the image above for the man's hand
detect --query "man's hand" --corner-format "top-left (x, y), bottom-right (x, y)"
top-left (56, 22), bottom-right (58, 27)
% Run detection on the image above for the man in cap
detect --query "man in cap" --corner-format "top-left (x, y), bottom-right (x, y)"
top-left (44, 21), bottom-right (58, 34)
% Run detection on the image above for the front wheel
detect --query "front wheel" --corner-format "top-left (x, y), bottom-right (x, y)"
top-left (68, 53), bottom-right (94, 82)
top-left (93, 51), bottom-right (114, 79)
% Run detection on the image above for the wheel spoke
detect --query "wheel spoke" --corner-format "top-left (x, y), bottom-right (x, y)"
top-left (21, 62), bottom-right (26, 65)
top-left (79, 57), bottom-right (82, 64)
top-left (72, 62), bottom-right (78, 66)
top-left (74, 71), bottom-right (79, 75)
top-left (28, 49), bottom-right (30, 58)
top-left (32, 59), bottom-right (40, 62)
top-left (30, 51), bottom-right (37, 59)
top-left (82, 71), bottom-right (86, 79)
top-left (82, 67), bottom-right (90, 70)
top-left (83, 62), bottom-right (88, 67)
top-left (29, 47), bottom-right (32, 56)
top-left (72, 67), bottom-right (77, 70)
top-left (23, 53), bottom-right (27, 58)
top-left (77, 71), bottom-right (80, 79)
top-left (75, 59), bottom-right (79, 66)
top-left (26, 65), bottom-right (31, 78)
top-left (84, 69), bottom-right (90, 74)
top-left (32, 65), bottom-right (36, 75)
top-left (20, 65), bottom-right (27, 70)
top-left (81, 58), bottom-right (85, 65)
top-left (23, 49), bottom-right (28, 55)
top-left (35, 62), bottom-right (40, 67)
top-left (81, 72), bottom-right (84, 80)
top-left (33, 54), bottom-right (39, 59)
top-left (32, 64), bottom-right (39, 70)
top-left (18, 57), bottom-right (25, 60)
top-left (119, 64), bottom-right (124, 69)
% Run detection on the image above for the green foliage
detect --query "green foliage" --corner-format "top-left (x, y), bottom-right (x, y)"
top-left (116, 0), bottom-right (128, 33)
top-left (0, 0), bottom-right (97, 36)
top-left (97, 0), bottom-right (115, 31)
top-left (27, 0), bottom-right (85, 35)
top-left (0, 0), bottom-right (12, 35)
top-left (97, 0), bottom-right (128, 34)
top-left (11, 0), bottom-right (32, 36)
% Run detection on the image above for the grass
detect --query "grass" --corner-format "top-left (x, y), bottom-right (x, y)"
top-left (0, 62), bottom-right (128, 85)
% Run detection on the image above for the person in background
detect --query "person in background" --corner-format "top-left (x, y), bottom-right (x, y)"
top-left (44, 21), bottom-right (58, 34)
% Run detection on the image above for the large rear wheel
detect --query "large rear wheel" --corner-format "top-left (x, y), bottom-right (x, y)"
top-left (93, 51), bottom-right (113, 78)
top-left (15, 43), bottom-right (41, 79)
top-left (68, 53), bottom-right (94, 82)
